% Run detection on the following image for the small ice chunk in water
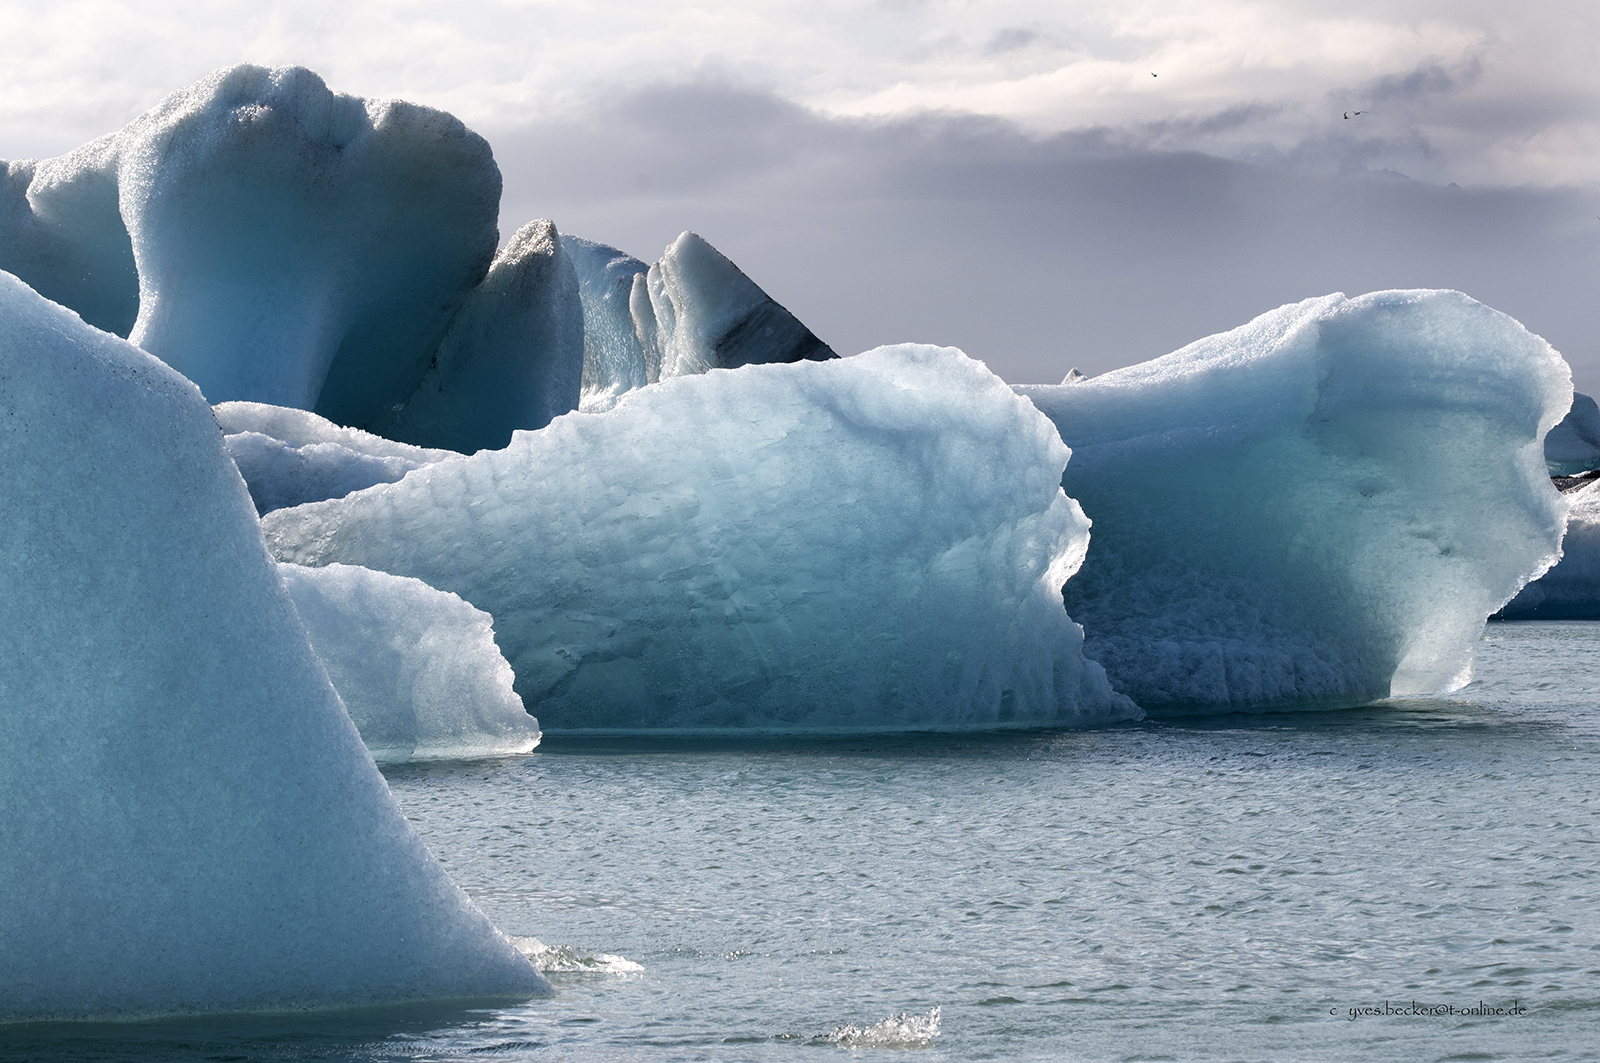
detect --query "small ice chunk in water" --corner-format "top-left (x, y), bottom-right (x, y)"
top-left (279, 562), bottom-right (541, 763)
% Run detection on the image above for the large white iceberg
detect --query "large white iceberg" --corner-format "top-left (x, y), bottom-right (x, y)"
top-left (1017, 290), bottom-right (1569, 712)
top-left (0, 270), bottom-right (550, 1021)
top-left (216, 401), bottom-right (455, 514)
top-left (264, 345), bottom-right (1137, 733)
top-left (7, 70), bottom-right (842, 441)
top-left (279, 563), bottom-right (542, 762)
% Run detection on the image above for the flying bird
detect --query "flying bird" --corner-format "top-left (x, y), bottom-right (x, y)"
top-left (1343, 110), bottom-right (1365, 119)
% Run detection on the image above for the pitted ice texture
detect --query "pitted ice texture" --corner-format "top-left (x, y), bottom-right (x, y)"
top-left (1019, 290), bottom-right (1569, 713)
top-left (0, 270), bottom-right (550, 1021)
top-left (263, 345), bottom-right (1137, 733)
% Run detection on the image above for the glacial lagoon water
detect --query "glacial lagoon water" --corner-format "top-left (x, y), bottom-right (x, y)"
top-left (5, 620), bottom-right (1600, 1062)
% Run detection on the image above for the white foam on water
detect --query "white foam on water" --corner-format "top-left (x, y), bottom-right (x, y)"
top-left (819, 1007), bottom-right (942, 1048)
top-left (509, 937), bottom-right (644, 975)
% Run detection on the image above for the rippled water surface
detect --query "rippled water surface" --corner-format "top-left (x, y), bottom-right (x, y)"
top-left (7, 621), bottom-right (1600, 1061)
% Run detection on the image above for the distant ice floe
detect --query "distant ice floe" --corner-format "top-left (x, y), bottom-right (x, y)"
top-left (1497, 392), bottom-right (1600, 618)
top-left (1019, 290), bottom-right (1569, 713)
top-left (263, 344), bottom-right (1138, 733)
top-left (637, 231), bottom-right (836, 379)
top-left (215, 401), bottom-right (454, 514)
top-left (1497, 479), bottom-right (1600, 619)
top-left (0, 270), bottom-right (549, 1022)
top-left (1545, 391), bottom-right (1600, 475)
top-left (279, 562), bottom-right (541, 763)
top-left (567, 230), bottom-right (838, 415)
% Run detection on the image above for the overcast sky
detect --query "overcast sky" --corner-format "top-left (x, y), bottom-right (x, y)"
top-left (2, 0), bottom-right (1596, 388)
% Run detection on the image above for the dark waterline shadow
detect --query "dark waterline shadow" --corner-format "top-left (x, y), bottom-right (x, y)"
top-left (0, 999), bottom-right (539, 1063)
top-left (1143, 697), bottom-right (1527, 732)
top-left (381, 700), bottom-right (1581, 780)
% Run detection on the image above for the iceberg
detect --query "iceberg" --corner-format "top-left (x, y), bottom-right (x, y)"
top-left (19, 64), bottom-right (502, 422)
top-left (563, 230), bottom-right (837, 415)
top-left (635, 231), bottom-right (837, 379)
top-left (6, 71), bottom-right (835, 440)
top-left (216, 401), bottom-right (455, 514)
top-left (279, 563), bottom-right (541, 762)
top-left (1545, 391), bottom-right (1600, 475)
top-left (1, 142), bottom-right (138, 337)
top-left (0, 270), bottom-right (550, 1021)
top-left (375, 219), bottom-right (584, 452)
top-left (1017, 290), bottom-right (1569, 712)
top-left (563, 234), bottom-right (651, 413)
top-left (1496, 479), bottom-right (1600, 619)
top-left (263, 345), bottom-right (1137, 733)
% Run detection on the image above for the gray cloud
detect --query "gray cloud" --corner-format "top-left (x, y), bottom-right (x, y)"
top-left (983, 28), bottom-right (1039, 55)
top-left (487, 79), bottom-right (1599, 391)
top-left (1363, 58), bottom-right (1481, 106)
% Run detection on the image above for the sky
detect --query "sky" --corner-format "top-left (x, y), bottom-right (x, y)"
top-left (1, 0), bottom-right (1596, 388)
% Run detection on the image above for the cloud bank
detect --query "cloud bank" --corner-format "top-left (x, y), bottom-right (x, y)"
top-left (1, 0), bottom-right (1596, 186)
top-left (487, 79), bottom-right (1598, 390)
top-left (1, 2), bottom-right (1594, 388)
